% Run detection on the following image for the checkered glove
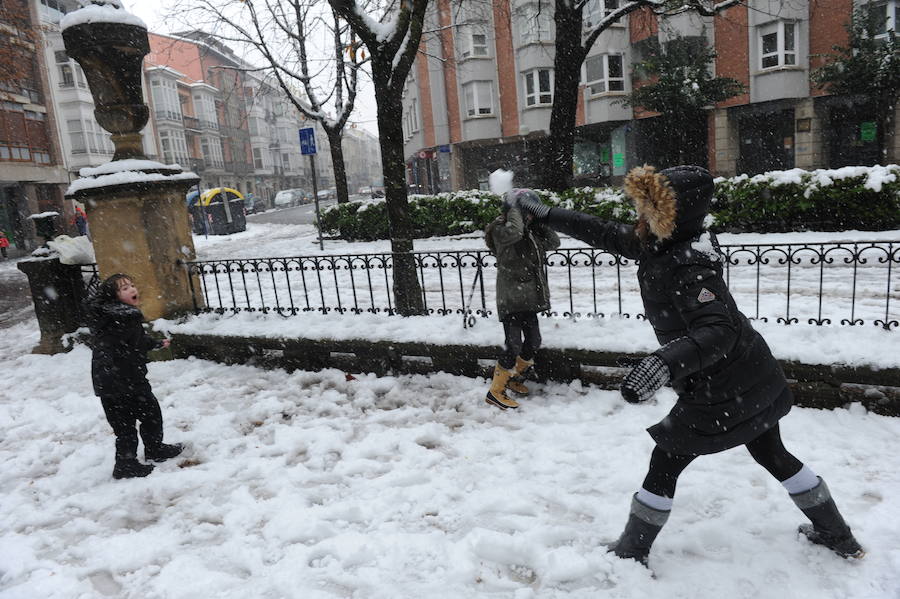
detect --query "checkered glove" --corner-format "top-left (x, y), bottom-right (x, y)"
top-left (620, 354), bottom-right (670, 404)
top-left (512, 189), bottom-right (550, 220)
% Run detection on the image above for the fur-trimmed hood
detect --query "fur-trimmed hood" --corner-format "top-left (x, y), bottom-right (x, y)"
top-left (624, 165), bottom-right (714, 243)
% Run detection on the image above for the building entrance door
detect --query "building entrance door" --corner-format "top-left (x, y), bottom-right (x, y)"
top-left (737, 108), bottom-right (795, 175)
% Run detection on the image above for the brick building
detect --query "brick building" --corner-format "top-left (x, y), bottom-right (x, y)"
top-left (1, 0), bottom-right (70, 251)
top-left (401, 0), bottom-right (900, 191)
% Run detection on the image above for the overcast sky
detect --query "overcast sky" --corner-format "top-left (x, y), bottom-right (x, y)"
top-left (123, 0), bottom-right (380, 137)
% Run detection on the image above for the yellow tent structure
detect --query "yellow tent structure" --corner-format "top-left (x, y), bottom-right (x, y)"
top-left (199, 187), bottom-right (244, 207)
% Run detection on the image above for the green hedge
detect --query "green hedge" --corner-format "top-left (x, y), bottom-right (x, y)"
top-left (319, 166), bottom-right (900, 240)
top-left (711, 166), bottom-right (900, 232)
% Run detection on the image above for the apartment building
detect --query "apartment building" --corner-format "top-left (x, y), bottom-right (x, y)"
top-left (0, 0), bottom-right (71, 251)
top-left (342, 125), bottom-right (382, 193)
top-left (401, 0), bottom-right (900, 190)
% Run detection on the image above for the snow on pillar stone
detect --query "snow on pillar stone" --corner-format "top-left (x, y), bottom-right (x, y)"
top-left (69, 173), bottom-right (201, 320)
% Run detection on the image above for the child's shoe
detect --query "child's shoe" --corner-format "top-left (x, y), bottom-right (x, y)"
top-left (113, 457), bottom-right (154, 479)
top-left (486, 363), bottom-right (519, 410)
top-left (145, 443), bottom-right (184, 463)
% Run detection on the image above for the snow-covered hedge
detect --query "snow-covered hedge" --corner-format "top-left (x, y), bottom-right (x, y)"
top-left (320, 165), bottom-right (900, 240)
top-left (712, 165), bottom-right (900, 233)
top-left (319, 188), bottom-right (632, 241)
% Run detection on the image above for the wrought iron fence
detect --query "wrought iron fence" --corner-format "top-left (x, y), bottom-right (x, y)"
top-left (183, 241), bottom-right (899, 330)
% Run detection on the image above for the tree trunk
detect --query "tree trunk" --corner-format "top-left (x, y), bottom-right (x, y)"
top-left (326, 128), bottom-right (350, 204)
top-left (542, 4), bottom-right (585, 192)
top-left (373, 59), bottom-right (425, 316)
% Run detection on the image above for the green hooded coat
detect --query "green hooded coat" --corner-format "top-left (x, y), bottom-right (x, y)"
top-left (486, 206), bottom-right (560, 320)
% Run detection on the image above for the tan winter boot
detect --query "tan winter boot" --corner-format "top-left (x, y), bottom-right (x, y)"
top-left (486, 363), bottom-right (519, 410)
top-left (506, 356), bottom-right (534, 395)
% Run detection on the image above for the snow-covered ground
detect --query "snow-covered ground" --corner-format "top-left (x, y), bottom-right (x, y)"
top-left (2, 223), bottom-right (899, 598)
top-left (1, 321), bottom-right (899, 599)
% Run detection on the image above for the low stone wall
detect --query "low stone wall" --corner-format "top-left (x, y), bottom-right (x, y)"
top-left (170, 332), bottom-right (900, 417)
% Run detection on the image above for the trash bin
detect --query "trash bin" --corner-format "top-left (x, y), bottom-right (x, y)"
top-left (188, 188), bottom-right (247, 235)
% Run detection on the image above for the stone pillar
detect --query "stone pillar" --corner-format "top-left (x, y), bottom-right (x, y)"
top-left (712, 108), bottom-right (739, 177)
top-left (71, 177), bottom-right (200, 320)
top-left (17, 258), bottom-right (89, 354)
top-left (794, 98), bottom-right (827, 171)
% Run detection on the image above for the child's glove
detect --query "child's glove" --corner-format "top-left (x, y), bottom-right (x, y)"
top-left (513, 190), bottom-right (550, 220)
top-left (620, 354), bottom-right (670, 403)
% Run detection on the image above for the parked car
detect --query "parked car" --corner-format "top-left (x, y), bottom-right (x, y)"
top-left (316, 188), bottom-right (336, 202)
top-left (243, 193), bottom-right (267, 214)
top-left (273, 188), bottom-right (310, 208)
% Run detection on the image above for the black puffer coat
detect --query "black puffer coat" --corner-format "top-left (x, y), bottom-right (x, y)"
top-left (84, 297), bottom-right (162, 398)
top-left (545, 165), bottom-right (791, 455)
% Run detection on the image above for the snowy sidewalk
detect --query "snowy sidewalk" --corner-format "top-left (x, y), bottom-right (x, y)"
top-left (1, 321), bottom-right (898, 599)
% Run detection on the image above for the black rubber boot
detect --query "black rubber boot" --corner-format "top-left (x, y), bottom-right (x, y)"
top-left (113, 455), bottom-right (154, 479)
top-left (791, 477), bottom-right (864, 559)
top-left (608, 494), bottom-right (670, 566)
top-left (145, 442), bottom-right (184, 463)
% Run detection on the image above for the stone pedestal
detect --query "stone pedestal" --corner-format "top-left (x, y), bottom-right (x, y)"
top-left (17, 258), bottom-right (89, 354)
top-left (70, 176), bottom-right (201, 320)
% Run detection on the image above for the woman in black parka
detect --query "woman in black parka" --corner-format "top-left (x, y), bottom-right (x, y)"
top-left (515, 165), bottom-right (863, 565)
top-left (85, 274), bottom-right (183, 479)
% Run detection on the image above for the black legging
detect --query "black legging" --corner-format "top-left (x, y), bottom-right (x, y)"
top-left (641, 424), bottom-right (804, 497)
top-left (100, 393), bottom-right (164, 459)
top-left (499, 312), bottom-right (542, 370)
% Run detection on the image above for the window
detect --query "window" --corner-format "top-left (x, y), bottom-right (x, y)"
top-left (869, 0), bottom-right (899, 38)
top-left (39, 0), bottom-right (68, 24)
top-left (463, 81), bottom-right (493, 116)
top-left (405, 98), bottom-right (419, 137)
top-left (584, 54), bottom-right (625, 95)
top-left (200, 136), bottom-right (223, 168)
top-left (519, 4), bottom-right (553, 45)
top-left (68, 119), bottom-right (85, 154)
top-left (150, 77), bottom-right (182, 121)
top-left (25, 110), bottom-right (46, 121)
top-left (584, 0), bottom-right (620, 29)
top-left (159, 129), bottom-right (189, 165)
top-left (462, 33), bottom-right (489, 59)
top-left (253, 147), bottom-right (264, 169)
top-left (759, 21), bottom-right (796, 69)
top-left (193, 92), bottom-right (218, 129)
top-left (523, 69), bottom-right (553, 106)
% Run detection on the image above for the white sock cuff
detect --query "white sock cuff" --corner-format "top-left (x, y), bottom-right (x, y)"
top-left (781, 465), bottom-right (819, 495)
top-left (636, 488), bottom-right (674, 511)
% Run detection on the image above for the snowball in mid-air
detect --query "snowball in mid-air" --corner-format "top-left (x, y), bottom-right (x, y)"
top-left (489, 169), bottom-right (514, 196)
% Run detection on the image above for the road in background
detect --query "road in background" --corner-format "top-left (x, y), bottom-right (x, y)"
top-left (247, 198), bottom-right (338, 226)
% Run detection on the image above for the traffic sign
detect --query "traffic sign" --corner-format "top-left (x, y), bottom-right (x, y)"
top-left (299, 127), bottom-right (317, 155)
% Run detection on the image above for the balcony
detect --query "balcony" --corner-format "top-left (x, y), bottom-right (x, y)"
top-left (183, 116), bottom-right (201, 131)
top-left (225, 161), bottom-right (253, 175)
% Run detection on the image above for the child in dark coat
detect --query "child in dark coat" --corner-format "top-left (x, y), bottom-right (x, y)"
top-left (515, 165), bottom-right (863, 564)
top-left (84, 274), bottom-right (183, 479)
top-left (484, 192), bottom-right (560, 409)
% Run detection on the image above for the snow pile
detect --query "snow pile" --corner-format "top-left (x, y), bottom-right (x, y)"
top-left (67, 170), bottom-right (198, 195)
top-left (0, 321), bottom-right (898, 598)
top-left (26, 211), bottom-right (60, 220)
top-left (60, 1), bottom-right (147, 31)
top-left (489, 169), bottom-right (515, 197)
top-left (716, 164), bottom-right (900, 195)
top-left (79, 160), bottom-right (182, 178)
top-left (46, 235), bottom-right (96, 265)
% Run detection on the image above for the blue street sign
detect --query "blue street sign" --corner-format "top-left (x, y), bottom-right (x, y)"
top-left (299, 127), bottom-right (317, 155)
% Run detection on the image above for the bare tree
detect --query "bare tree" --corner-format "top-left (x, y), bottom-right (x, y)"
top-left (329, 0), bottom-right (429, 316)
top-left (541, 0), bottom-right (741, 191)
top-left (179, 0), bottom-right (364, 205)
